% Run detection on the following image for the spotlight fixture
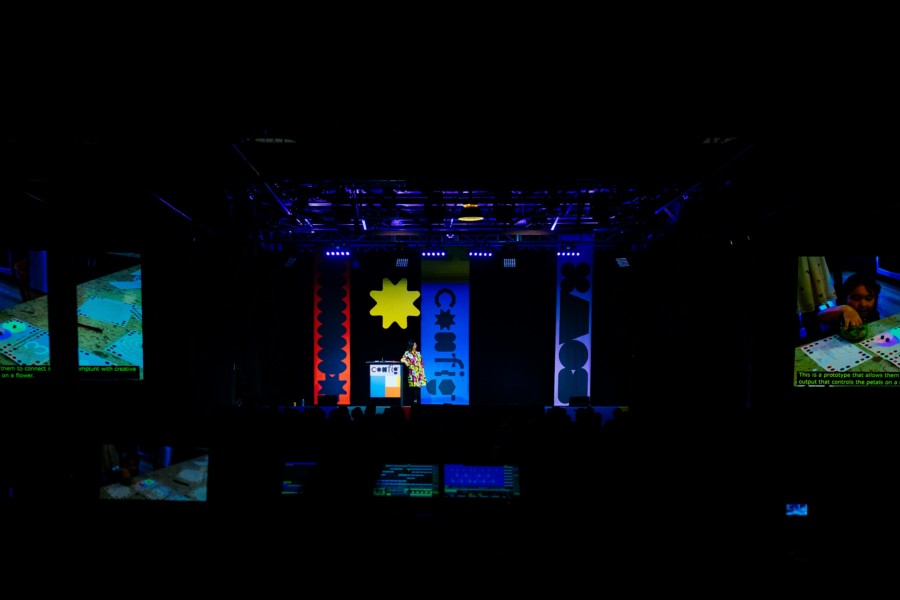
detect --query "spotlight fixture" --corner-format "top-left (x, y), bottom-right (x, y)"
top-left (325, 246), bottom-right (351, 257)
top-left (468, 248), bottom-right (493, 258)
top-left (458, 204), bottom-right (484, 222)
top-left (421, 249), bottom-right (447, 258)
top-left (557, 245), bottom-right (580, 257)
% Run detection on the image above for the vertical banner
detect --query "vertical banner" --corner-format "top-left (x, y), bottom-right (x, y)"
top-left (421, 248), bottom-right (470, 405)
top-left (555, 240), bottom-right (593, 405)
top-left (313, 255), bottom-right (351, 405)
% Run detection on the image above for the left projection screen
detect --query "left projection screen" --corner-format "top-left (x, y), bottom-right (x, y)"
top-left (76, 251), bottom-right (144, 380)
top-left (0, 248), bottom-right (52, 382)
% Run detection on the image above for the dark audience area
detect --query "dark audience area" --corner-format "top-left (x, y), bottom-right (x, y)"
top-left (1, 394), bottom-right (829, 574)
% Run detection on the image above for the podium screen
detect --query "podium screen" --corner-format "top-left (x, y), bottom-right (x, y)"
top-left (369, 361), bottom-right (403, 400)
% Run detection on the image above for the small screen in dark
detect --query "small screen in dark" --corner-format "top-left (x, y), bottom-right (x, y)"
top-left (372, 463), bottom-right (440, 498)
top-left (281, 461), bottom-right (318, 496)
top-left (442, 464), bottom-right (521, 499)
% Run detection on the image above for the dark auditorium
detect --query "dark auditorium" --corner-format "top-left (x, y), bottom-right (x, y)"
top-left (2, 115), bottom-right (896, 578)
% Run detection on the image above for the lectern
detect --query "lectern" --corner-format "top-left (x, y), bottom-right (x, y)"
top-left (367, 360), bottom-right (404, 406)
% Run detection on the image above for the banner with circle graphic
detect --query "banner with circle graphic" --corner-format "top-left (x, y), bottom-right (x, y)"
top-left (555, 241), bottom-right (593, 405)
top-left (421, 248), bottom-right (471, 405)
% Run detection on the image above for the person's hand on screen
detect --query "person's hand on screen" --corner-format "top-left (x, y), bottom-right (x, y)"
top-left (841, 306), bottom-right (863, 328)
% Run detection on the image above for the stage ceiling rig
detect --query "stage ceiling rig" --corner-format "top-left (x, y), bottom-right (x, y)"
top-left (221, 130), bottom-right (755, 255)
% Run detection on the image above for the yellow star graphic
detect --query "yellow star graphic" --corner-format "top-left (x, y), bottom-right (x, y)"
top-left (370, 278), bottom-right (420, 329)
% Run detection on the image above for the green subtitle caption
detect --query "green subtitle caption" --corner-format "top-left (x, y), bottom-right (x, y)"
top-left (77, 366), bottom-right (140, 379)
top-left (0, 365), bottom-right (51, 379)
top-left (796, 370), bottom-right (900, 386)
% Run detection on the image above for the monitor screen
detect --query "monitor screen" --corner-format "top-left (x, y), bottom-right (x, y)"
top-left (793, 255), bottom-right (900, 390)
top-left (372, 463), bottom-right (441, 498)
top-left (442, 463), bottom-right (521, 500)
top-left (280, 460), bottom-right (319, 496)
top-left (76, 251), bottom-right (143, 380)
top-left (0, 248), bottom-right (51, 382)
top-left (99, 441), bottom-right (208, 502)
top-left (786, 502), bottom-right (808, 517)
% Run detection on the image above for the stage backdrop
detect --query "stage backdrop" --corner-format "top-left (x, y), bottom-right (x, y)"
top-left (219, 241), bottom-right (617, 408)
top-left (309, 248), bottom-right (565, 406)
